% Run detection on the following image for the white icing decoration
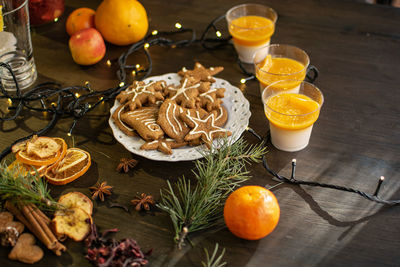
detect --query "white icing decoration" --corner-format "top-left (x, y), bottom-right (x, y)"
top-left (165, 102), bottom-right (183, 135)
top-left (126, 108), bottom-right (161, 132)
top-left (117, 107), bottom-right (134, 131)
top-left (185, 113), bottom-right (228, 143)
top-left (216, 107), bottom-right (224, 121)
top-left (170, 79), bottom-right (200, 101)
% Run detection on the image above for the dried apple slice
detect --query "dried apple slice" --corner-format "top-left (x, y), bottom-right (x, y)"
top-left (58, 192), bottom-right (93, 216)
top-left (52, 207), bottom-right (91, 242)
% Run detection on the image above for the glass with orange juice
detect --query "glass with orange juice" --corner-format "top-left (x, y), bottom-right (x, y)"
top-left (226, 4), bottom-right (277, 63)
top-left (254, 44), bottom-right (311, 95)
top-left (262, 80), bottom-right (324, 152)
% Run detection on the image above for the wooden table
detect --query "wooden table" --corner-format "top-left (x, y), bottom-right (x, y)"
top-left (1, 0), bottom-right (399, 266)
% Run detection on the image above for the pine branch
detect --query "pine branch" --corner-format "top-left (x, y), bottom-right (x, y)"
top-left (157, 137), bottom-right (266, 247)
top-left (0, 163), bottom-right (59, 211)
top-left (202, 243), bottom-right (227, 267)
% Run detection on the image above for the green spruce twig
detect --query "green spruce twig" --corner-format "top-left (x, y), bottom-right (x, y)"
top-left (201, 243), bottom-right (227, 267)
top-left (157, 137), bottom-right (266, 248)
top-left (0, 163), bottom-right (59, 211)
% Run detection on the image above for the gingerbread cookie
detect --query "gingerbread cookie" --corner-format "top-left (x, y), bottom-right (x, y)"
top-left (211, 105), bottom-right (229, 127)
top-left (197, 87), bottom-right (225, 111)
top-left (157, 99), bottom-right (208, 142)
top-left (121, 106), bottom-right (164, 141)
top-left (164, 79), bottom-right (210, 109)
top-left (111, 105), bottom-right (137, 137)
top-left (180, 112), bottom-right (232, 148)
top-left (141, 138), bottom-right (187, 155)
top-left (116, 81), bottom-right (165, 110)
top-left (178, 62), bottom-right (223, 84)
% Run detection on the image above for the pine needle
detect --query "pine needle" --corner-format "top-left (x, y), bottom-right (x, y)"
top-left (157, 137), bottom-right (266, 247)
top-left (0, 163), bottom-right (59, 211)
top-left (202, 243), bottom-right (227, 267)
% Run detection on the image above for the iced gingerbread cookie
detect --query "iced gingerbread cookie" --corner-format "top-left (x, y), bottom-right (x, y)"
top-left (197, 87), bottom-right (225, 112)
top-left (157, 99), bottom-right (208, 142)
top-left (180, 112), bottom-right (232, 148)
top-left (164, 79), bottom-right (210, 109)
top-left (111, 105), bottom-right (137, 137)
top-left (140, 138), bottom-right (188, 155)
top-left (121, 106), bottom-right (164, 141)
top-left (178, 62), bottom-right (224, 84)
top-left (211, 105), bottom-right (229, 127)
top-left (116, 80), bottom-right (165, 110)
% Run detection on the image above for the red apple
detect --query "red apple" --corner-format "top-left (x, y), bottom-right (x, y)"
top-left (69, 28), bottom-right (106, 65)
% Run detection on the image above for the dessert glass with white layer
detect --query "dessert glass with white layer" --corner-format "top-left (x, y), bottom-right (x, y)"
top-left (226, 4), bottom-right (277, 64)
top-left (262, 80), bottom-right (324, 152)
top-left (254, 44), bottom-right (310, 95)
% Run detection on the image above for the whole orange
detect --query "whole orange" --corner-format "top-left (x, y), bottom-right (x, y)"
top-left (224, 186), bottom-right (280, 240)
top-left (95, 0), bottom-right (148, 46)
top-left (66, 7), bottom-right (96, 36)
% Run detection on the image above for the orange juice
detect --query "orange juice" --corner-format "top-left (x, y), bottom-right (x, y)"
top-left (256, 56), bottom-right (306, 92)
top-left (229, 16), bottom-right (275, 46)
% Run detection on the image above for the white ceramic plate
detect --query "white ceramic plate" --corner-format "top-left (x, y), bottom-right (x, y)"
top-left (108, 73), bottom-right (251, 161)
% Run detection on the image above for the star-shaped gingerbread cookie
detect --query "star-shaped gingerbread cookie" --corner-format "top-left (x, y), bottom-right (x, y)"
top-left (178, 62), bottom-right (223, 84)
top-left (181, 112), bottom-right (232, 148)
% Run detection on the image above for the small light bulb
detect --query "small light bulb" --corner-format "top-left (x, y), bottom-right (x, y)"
top-left (131, 70), bottom-right (136, 76)
top-left (136, 64), bottom-right (141, 69)
top-left (51, 102), bottom-right (56, 107)
top-left (119, 82), bottom-right (125, 87)
top-left (75, 93), bottom-right (80, 98)
top-left (88, 104), bottom-right (92, 108)
top-left (106, 60), bottom-right (112, 66)
top-left (85, 81), bottom-right (90, 87)
top-left (240, 78), bottom-right (246, 84)
top-left (67, 132), bottom-right (72, 137)
top-left (216, 31), bottom-right (222, 37)
top-left (152, 30), bottom-right (158, 35)
top-left (99, 97), bottom-right (104, 101)
top-left (144, 43), bottom-right (150, 49)
top-left (175, 22), bottom-right (182, 29)
top-left (7, 98), bottom-right (12, 105)
top-left (54, 17), bottom-right (59, 22)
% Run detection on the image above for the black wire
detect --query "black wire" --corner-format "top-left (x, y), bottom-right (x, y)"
top-left (245, 127), bottom-right (400, 206)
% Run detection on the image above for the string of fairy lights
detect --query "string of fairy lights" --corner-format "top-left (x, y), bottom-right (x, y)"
top-left (0, 16), bottom-right (398, 206)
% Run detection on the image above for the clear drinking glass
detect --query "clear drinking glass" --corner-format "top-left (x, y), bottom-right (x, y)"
top-left (0, 0), bottom-right (37, 91)
top-left (254, 44), bottom-right (310, 95)
top-left (226, 3), bottom-right (277, 64)
top-left (262, 80), bottom-right (324, 152)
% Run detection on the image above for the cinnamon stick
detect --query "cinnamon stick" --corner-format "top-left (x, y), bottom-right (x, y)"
top-left (31, 205), bottom-right (51, 225)
top-left (27, 205), bottom-right (66, 256)
top-left (27, 205), bottom-right (58, 248)
top-left (21, 205), bottom-right (55, 249)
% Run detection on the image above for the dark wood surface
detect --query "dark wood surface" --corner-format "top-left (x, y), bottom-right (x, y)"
top-left (1, 0), bottom-right (400, 266)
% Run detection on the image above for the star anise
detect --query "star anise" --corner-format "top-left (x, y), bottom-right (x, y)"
top-left (89, 181), bottom-right (113, 201)
top-left (116, 158), bottom-right (138, 173)
top-left (130, 193), bottom-right (155, 211)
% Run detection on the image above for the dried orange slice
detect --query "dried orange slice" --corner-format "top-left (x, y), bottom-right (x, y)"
top-left (44, 148), bottom-right (91, 185)
top-left (52, 137), bottom-right (68, 164)
top-left (0, 5), bottom-right (3, 32)
top-left (7, 160), bottom-right (48, 177)
top-left (15, 136), bottom-right (62, 166)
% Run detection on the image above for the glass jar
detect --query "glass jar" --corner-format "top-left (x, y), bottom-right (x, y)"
top-left (28, 0), bottom-right (65, 26)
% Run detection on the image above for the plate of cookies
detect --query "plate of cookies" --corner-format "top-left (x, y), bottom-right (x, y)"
top-left (109, 62), bottom-right (251, 161)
